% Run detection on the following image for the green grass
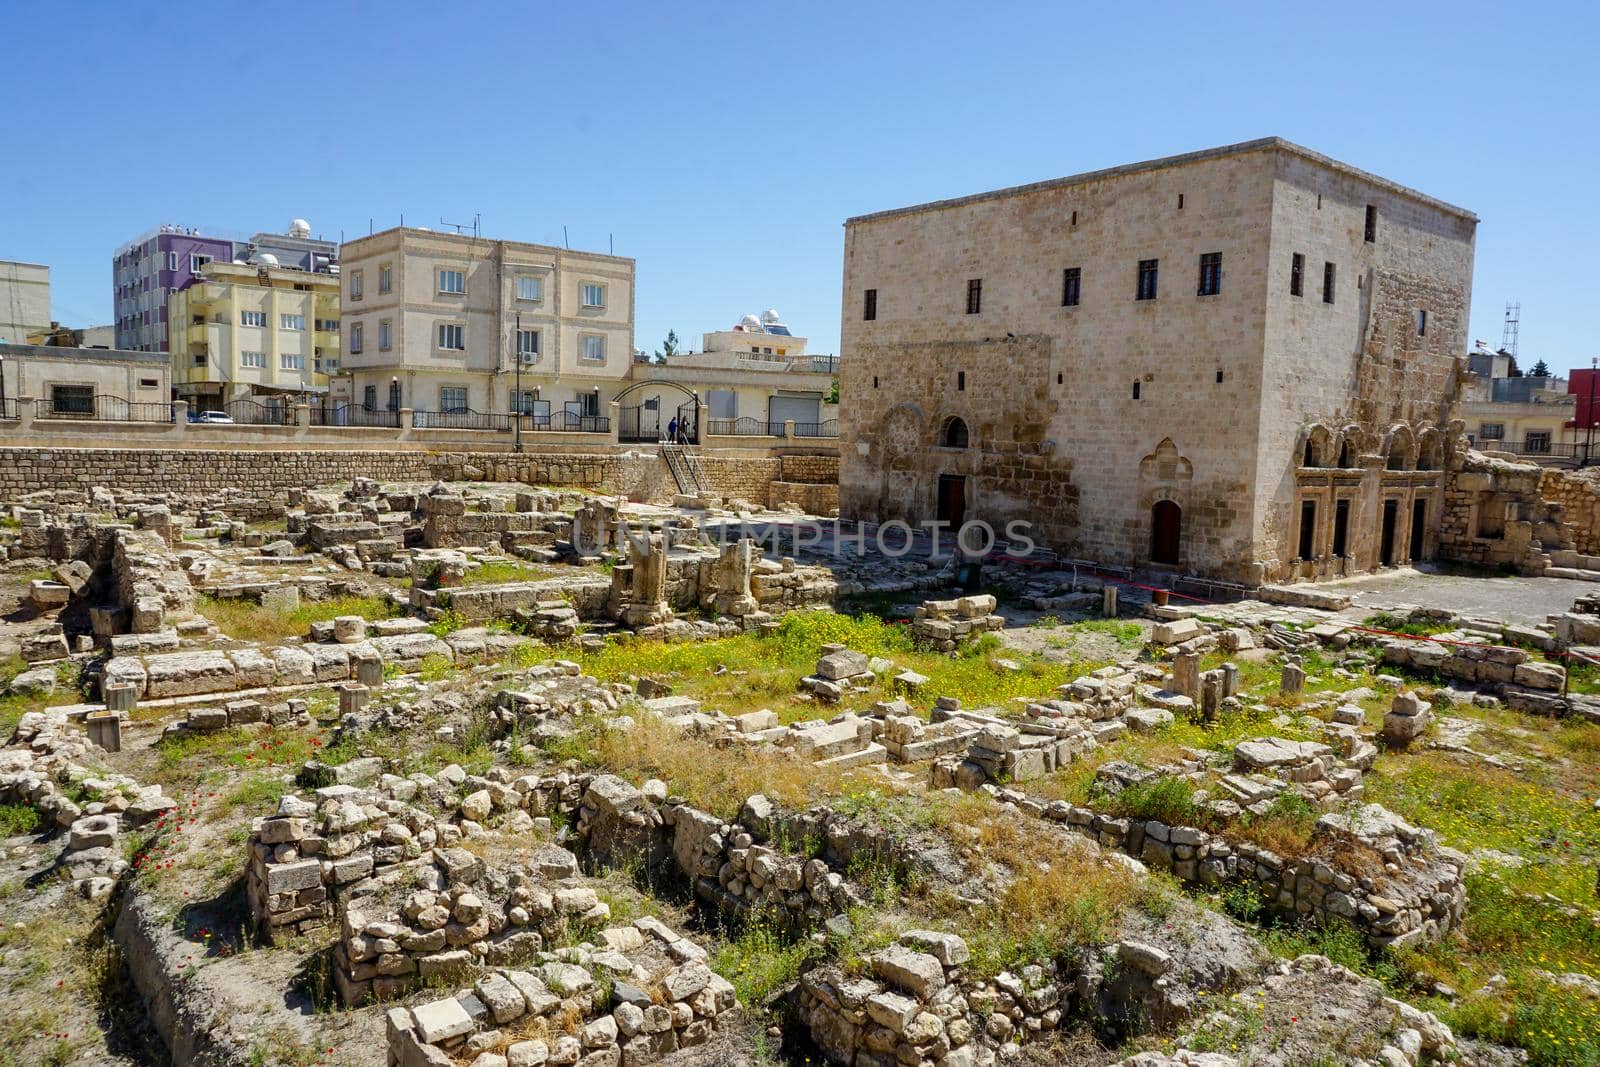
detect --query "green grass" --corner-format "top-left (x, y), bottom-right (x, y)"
top-left (460, 560), bottom-right (560, 586)
top-left (573, 611), bottom-right (1097, 721)
top-left (1360, 611), bottom-right (1454, 638)
top-left (1066, 618), bottom-right (1145, 649)
top-left (0, 804), bottom-right (42, 837)
top-left (712, 918), bottom-right (818, 1007)
top-left (197, 592), bottom-right (402, 643)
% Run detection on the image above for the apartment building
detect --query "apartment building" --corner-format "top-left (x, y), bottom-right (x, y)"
top-left (336, 228), bottom-right (634, 426)
top-left (0, 261), bottom-right (51, 344)
top-left (839, 137), bottom-right (1477, 583)
top-left (113, 221), bottom-right (337, 351)
top-left (168, 260), bottom-right (341, 410)
top-left (632, 310), bottom-right (838, 438)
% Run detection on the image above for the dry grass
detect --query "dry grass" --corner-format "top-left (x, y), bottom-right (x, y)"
top-left (551, 710), bottom-right (856, 820)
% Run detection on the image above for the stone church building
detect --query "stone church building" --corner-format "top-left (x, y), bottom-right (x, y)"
top-left (838, 137), bottom-right (1477, 584)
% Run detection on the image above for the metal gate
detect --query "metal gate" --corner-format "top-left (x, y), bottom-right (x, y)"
top-left (618, 403), bottom-right (660, 443)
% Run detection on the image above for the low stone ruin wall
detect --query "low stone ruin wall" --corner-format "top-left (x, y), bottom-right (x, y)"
top-left (797, 924), bottom-right (1225, 1067)
top-left (387, 926), bottom-right (738, 1066)
top-left (3, 710), bottom-right (177, 901)
top-left (1378, 635), bottom-right (1565, 693)
top-left (1540, 466), bottom-right (1600, 557)
top-left (1438, 453), bottom-right (1572, 574)
top-left (1005, 791), bottom-right (1464, 951)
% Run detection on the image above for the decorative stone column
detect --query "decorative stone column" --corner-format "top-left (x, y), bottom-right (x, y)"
top-left (713, 537), bottom-right (759, 616)
top-left (623, 532), bottom-right (672, 627)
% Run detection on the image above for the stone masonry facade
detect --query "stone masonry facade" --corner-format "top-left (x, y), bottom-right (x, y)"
top-left (839, 138), bottom-right (1476, 583)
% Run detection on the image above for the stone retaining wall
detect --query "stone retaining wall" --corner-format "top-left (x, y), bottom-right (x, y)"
top-left (1540, 466), bottom-right (1600, 556)
top-left (1013, 794), bottom-right (1464, 950)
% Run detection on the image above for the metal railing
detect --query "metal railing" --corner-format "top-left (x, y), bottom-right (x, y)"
top-left (792, 419), bottom-right (839, 438)
top-left (706, 416), bottom-right (780, 437)
top-left (549, 412), bottom-right (609, 434)
top-left (310, 404), bottom-right (400, 429)
top-left (36, 395), bottom-right (174, 422)
top-left (412, 408), bottom-right (512, 431)
top-left (223, 399), bottom-right (290, 425)
top-left (0, 398), bottom-right (16, 420)
top-left (1486, 438), bottom-right (1580, 460)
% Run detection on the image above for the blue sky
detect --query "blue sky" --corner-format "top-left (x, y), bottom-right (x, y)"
top-left (4, 1), bottom-right (1596, 372)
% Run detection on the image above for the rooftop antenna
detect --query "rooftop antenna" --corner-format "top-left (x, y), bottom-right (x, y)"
top-left (1501, 301), bottom-right (1520, 358)
top-left (609, 233), bottom-right (614, 255)
top-left (440, 214), bottom-right (480, 238)
top-left (563, 226), bottom-right (570, 249)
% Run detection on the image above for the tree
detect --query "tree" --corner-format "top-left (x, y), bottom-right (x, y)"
top-left (653, 329), bottom-right (680, 365)
top-left (827, 376), bottom-right (840, 405)
top-left (1530, 359), bottom-right (1551, 378)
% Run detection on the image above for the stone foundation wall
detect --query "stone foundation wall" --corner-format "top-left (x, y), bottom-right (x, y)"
top-left (769, 480), bottom-right (840, 514)
top-left (1438, 453), bottom-right (1571, 573)
top-left (1019, 795), bottom-right (1464, 950)
top-left (0, 445), bottom-right (839, 510)
top-left (1540, 467), bottom-right (1600, 556)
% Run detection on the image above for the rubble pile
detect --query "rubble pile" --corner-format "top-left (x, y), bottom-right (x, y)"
top-left (387, 920), bottom-right (738, 1066)
top-left (909, 593), bottom-right (1005, 652)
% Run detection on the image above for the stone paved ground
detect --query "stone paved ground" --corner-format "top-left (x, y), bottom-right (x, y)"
top-left (1316, 566), bottom-right (1597, 626)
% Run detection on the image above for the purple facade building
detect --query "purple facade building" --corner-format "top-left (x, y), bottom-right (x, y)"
top-left (112, 222), bottom-right (338, 351)
top-left (112, 228), bottom-right (235, 351)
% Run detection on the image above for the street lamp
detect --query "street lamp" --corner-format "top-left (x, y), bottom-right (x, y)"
top-left (514, 312), bottom-right (523, 453)
top-left (1587, 357), bottom-right (1598, 467)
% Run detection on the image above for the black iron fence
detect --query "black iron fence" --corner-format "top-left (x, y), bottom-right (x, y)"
top-left (1478, 437), bottom-right (1581, 461)
top-left (36, 395), bottom-right (174, 422)
top-left (412, 408), bottom-right (513, 432)
top-left (706, 416), bottom-right (779, 437)
top-left (309, 403), bottom-right (400, 429)
top-left (792, 419), bottom-right (840, 438)
top-left (223, 399), bottom-right (291, 425)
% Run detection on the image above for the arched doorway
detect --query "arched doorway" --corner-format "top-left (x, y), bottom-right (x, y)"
top-left (940, 416), bottom-right (970, 448)
top-left (1150, 501), bottom-right (1182, 565)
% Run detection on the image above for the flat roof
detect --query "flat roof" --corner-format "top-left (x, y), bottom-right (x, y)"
top-left (344, 226), bottom-right (634, 264)
top-left (0, 341), bottom-right (169, 365)
top-left (845, 137), bottom-right (1477, 226)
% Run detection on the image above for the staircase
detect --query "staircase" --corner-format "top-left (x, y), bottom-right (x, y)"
top-left (660, 443), bottom-right (712, 495)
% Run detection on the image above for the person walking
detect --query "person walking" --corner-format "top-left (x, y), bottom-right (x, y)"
top-left (666, 416), bottom-right (679, 444)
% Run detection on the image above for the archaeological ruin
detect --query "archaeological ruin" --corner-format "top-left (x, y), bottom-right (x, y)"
top-left (0, 441), bottom-right (1595, 1067)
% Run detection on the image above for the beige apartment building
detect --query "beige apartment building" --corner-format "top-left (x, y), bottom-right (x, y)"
top-left (0, 261), bottom-right (52, 344)
top-left (839, 137), bottom-right (1477, 584)
top-left (168, 261), bottom-right (341, 411)
top-left (336, 228), bottom-right (634, 427)
top-left (632, 310), bottom-right (838, 439)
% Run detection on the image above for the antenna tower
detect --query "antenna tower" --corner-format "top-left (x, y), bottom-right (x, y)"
top-left (1501, 301), bottom-right (1520, 358)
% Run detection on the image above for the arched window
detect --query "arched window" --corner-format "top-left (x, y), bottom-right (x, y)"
top-left (1338, 439), bottom-right (1354, 468)
top-left (940, 416), bottom-right (970, 449)
top-left (1416, 431), bottom-right (1442, 471)
top-left (1387, 433), bottom-right (1412, 471)
top-left (1303, 439), bottom-right (1316, 467)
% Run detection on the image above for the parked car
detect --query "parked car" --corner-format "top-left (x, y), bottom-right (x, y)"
top-left (190, 410), bottom-right (235, 424)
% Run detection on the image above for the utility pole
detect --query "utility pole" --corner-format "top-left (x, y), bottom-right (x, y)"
top-left (1586, 357), bottom-right (1599, 467)
top-left (514, 312), bottom-right (523, 453)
